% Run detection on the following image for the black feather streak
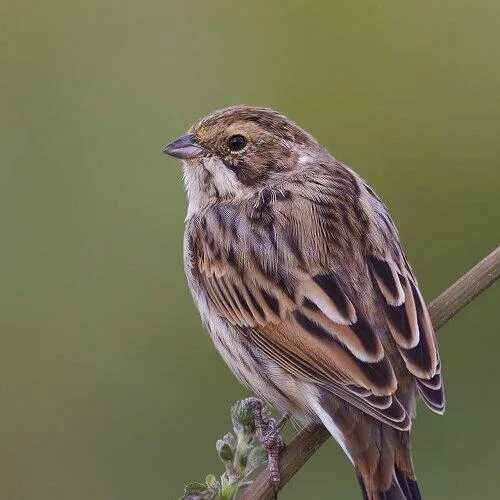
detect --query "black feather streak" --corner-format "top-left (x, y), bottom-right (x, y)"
top-left (312, 273), bottom-right (350, 318)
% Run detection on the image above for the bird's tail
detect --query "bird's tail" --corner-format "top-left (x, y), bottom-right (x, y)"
top-left (313, 398), bottom-right (422, 500)
top-left (356, 466), bottom-right (422, 500)
top-left (352, 424), bottom-right (422, 500)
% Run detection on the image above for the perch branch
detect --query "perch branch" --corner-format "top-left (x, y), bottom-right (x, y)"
top-left (242, 246), bottom-right (500, 500)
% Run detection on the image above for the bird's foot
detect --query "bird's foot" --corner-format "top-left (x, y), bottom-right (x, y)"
top-left (244, 398), bottom-right (288, 493)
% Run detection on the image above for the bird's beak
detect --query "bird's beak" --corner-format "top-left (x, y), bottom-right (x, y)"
top-left (162, 133), bottom-right (207, 159)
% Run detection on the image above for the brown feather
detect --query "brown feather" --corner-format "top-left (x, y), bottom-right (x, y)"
top-left (175, 105), bottom-right (444, 497)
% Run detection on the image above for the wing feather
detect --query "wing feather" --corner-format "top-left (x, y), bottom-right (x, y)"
top-left (366, 227), bottom-right (443, 411)
top-left (189, 174), bottom-right (444, 427)
top-left (369, 254), bottom-right (439, 381)
top-left (192, 220), bottom-right (407, 427)
top-left (249, 324), bottom-right (410, 430)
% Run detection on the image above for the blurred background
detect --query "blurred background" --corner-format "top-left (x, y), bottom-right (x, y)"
top-left (1, 1), bottom-right (499, 499)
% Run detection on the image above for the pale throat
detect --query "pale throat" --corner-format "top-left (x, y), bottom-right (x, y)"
top-left (182, 156), bottom-right (251, 217)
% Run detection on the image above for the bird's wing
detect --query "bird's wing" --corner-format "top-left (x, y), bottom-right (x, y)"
top-left (360, 181), bottom-right (445, 414)
top-left (189, 173), bottom-right (443, 429)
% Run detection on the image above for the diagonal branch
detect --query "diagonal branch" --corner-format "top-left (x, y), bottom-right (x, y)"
top-left (242, 246), bottom-right (500, 500)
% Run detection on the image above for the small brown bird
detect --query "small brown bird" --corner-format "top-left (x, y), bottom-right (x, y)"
top-left (163, 106), bottom-right (444, 499)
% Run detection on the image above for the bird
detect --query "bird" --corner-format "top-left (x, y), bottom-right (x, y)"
top-left (162, 105), bottom-right (445, 500)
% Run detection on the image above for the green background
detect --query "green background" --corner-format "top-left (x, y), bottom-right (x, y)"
top-left (1, 1), bottom-right (499, 499)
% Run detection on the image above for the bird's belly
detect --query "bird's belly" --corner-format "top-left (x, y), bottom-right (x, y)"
top-left (196, 293), bottom-right (313, 422)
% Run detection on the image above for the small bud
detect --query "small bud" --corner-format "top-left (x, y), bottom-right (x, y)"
top-left (183, 481), bottom-right (207, 494)
top-left (182, 481), bottom-right (212, 500)
top-left (205, 474), bottom-right (220, 491)
top-left (216, 439), bottom-right (234, 463)
top-left (231, 398), bottom-right (260, 436)
top-left (222, 432), bottom-right (236, 449)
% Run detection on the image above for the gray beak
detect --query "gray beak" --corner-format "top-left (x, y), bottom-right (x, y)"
top-left (162, 133), bottom-right (206, 159)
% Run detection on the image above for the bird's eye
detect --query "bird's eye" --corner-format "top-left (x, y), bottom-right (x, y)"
top-left (227, 134), bottom-right (247, 152)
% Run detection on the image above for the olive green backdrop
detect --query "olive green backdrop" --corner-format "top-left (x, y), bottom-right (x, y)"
top-left (1, 1), bottom-right (499, 499)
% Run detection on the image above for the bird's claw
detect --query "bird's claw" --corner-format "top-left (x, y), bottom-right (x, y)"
top-left (259, 417), bottom-right (284, 488)
top-left (244, 398), bottom-right (288, 491)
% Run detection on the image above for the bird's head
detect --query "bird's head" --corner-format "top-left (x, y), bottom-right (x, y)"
top-left (163, 105), bottom-right (323, 212)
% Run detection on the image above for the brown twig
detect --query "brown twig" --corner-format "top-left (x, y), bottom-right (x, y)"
top-left (242, 246), bottom-right (500, 500)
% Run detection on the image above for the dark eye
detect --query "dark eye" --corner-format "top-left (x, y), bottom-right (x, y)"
top-left (227, 134), bottom-right (247, 152)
